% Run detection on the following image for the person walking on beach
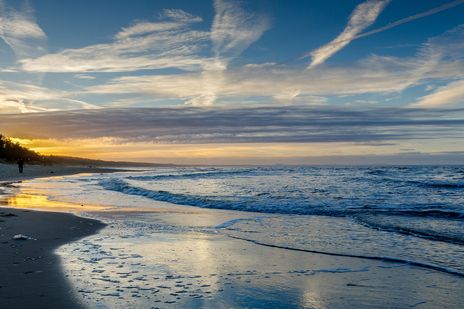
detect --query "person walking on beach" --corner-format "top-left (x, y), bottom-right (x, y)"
top-left (17, 159), bottom-right (24, 174)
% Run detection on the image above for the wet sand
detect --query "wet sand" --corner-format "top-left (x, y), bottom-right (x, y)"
top-left (0, 163), bottom-right (116, 308)
top-left (1, 165), bottom-right (463, 308)
top-left (0, 208), bottom-right (105, 309)
top-left (59, 208), bottom-right (464, 308)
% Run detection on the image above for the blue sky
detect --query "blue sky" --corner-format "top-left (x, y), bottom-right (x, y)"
top-left (0, 0), bottom-right (463, 163)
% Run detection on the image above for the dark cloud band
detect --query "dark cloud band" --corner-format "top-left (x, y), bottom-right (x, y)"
top-left (1, 106), bottom-right (464, 144)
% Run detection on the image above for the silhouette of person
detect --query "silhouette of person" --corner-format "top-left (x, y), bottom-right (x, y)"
top-left (17, 159), bottom-right (24, 174)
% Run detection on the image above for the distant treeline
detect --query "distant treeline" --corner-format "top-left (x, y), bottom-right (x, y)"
top-left (0, 134), bottom-right (44, 163)
top-left (0, 134), bottom-right (173, 167)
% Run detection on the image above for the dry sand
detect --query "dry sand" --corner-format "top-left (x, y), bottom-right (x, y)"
top-left (0, 162), bottom-right (121, 183)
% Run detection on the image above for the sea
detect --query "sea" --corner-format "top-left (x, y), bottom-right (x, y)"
top-left (5, 165), bottom-right (464, 308)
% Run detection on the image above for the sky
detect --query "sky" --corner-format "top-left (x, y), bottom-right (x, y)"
top-left (0, 0), bottom-right (464, 164)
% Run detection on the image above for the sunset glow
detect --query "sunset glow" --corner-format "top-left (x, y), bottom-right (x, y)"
top-left (0, 0), bottom-right (463, 164)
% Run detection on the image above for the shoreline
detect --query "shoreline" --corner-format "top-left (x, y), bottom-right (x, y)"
top-left (63, 211), bottom-right (464, 308)
top-left (0, 162), bottom-right (124, 183)
top-left (0, 208), bottom-right (106, 308)
top-left (1, 164), bottom-right (463, 308)
top-left (0, 163), bottom-right (117, 308)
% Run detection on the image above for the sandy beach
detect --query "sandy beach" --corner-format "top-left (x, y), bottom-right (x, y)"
top-left (0, 163), bottom-right (117, 308)
top-left (1, 165), bottom-right (463, 308)
top-left (0, 208), bottom-right (105, 309)
top-left (0, 162), bottom-right (121, 183)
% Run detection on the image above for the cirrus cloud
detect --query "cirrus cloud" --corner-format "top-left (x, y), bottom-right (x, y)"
top-left (307, 0), bottom-right (389, 69)
top-left (0, 0), bottom-right (47, 58)
top-left (413, 79), bottom-right (464, 108)
top-left (19, 9), bottom-right (210, 73)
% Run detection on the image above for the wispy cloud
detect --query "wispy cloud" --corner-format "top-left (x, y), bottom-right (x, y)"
top-left (0, 80), bottom-right (100, 113)
top-left (3, 1), bottom-right (464, 113)
top-left (6, 21), bottom-right (464, 111)
top-left (353, 0), bottom-right (464, 41)
top-left (20, 9), bottom-right (209, 73)
top-left (0, 80), bottom-right (62, 113)
top-left (162, 9), bottom-right (203, 24)
top-left (0, 100), bottom-right (51, 113)
top-left (306, 0), bottom-right (464, 68)
top-left (307, 0), bottom-right (389, 69)
top-left (0, 0), bottom-right (47, 58)
top-left (115, 9), bottom-right (202, 40)
top-left (86, 25), bottom-right (464, 105)
top-left (74, 74), bottom-right (96, 80)
top-left (413, 79), bottom-right (464, 108)
top-left (186, 0), bottom-right (271, 106)
top-left (211, 0), bottom-right (270, 58)
top-left (16, 0), bottom-right (271, 110)
top-left (6, 1), bottom-right (273, 108)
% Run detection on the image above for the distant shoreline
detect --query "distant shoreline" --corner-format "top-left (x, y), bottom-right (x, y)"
top-left (0, 162), bottom-right (126, 183)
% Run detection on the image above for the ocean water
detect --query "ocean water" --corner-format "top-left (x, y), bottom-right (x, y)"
top-left (15, 166), bottom-right (464, 270)
top-left (5, 166), bottom-right (464, 307)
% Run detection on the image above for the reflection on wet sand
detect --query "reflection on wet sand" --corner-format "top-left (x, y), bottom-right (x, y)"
top-left (1, 193), bottom-right (107, 212)
top-left (3, 178), bottom-right (464, 308)
top-left (58, 213), bottom-right (464, 308)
